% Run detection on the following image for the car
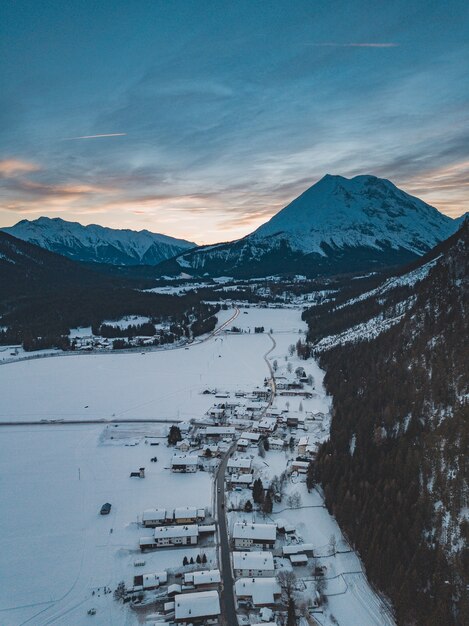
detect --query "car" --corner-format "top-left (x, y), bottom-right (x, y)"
top-left (100, 503), bottom-right (112, 515)
top-left (221, 503), bottom-right (225, 509)
top-left (217, 488), bottom-right (221, 493)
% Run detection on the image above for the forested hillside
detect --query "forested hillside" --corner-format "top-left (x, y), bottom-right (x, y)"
top-left (307, 222), bottom-right (468, 625)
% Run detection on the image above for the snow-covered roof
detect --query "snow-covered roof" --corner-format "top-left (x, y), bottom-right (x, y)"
top-left (232, 522), bottom-right (276, 541)
top-left (154, 524), bottom-right (198, 539)
top-left (227, 457), bottom-right (252, 469)
top-left (174, 590), bottom-right (221, 619)
top-left (237, 438), bottom-right (249, 446)
top-left (142, 571), bottom-right (168, 587)
top-left (258, 417), bottom-right (277, 430)
top-left (192, 569), bottom-right (221, 586)
top-left (240, 431), bottom-right (261, 441)
top-left (290, 554), bottom-right (308, 564)
top-left (171, 454), bottom-right (198, 466)
top-left (202, 426), bottom-right (236, 435)
top-left (142, 508), bottom-right (166, 522)
top-left (233, 551), bottom-right (274, 571)
top-left (298, 436), bottom-right (309, 446)
top-left (174, 506), bottom-right (197, 519)
top-left (230, 474), bottom-right (253, 485)
top-left (234, 578), bottom-right (281, 605)
top-left (282, 542), bottom-right (314, 555)
top-left (268, 437), bottom-right (284, 447)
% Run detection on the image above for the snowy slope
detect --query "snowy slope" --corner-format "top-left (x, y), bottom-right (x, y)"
top-left (161, 175), bottom-right (459, 278)
top-left (2, 217), bottom-right (195, 266)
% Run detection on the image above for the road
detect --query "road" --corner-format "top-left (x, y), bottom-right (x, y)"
top-left (215, 331), bottom-right (276, 626)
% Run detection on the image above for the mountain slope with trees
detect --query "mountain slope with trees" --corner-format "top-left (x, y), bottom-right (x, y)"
top-left (305, 222), bottom-right (468, 625)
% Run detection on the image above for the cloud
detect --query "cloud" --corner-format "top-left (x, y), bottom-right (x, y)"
top-left (305, 43), bottom-right (399, 48)
top-left (64, 133), bottom-right (127, 140)
top-left (0, 159), bottom-right (40, 177)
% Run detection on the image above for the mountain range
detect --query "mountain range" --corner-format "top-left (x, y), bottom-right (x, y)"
top-left (2, 217), bottom-right (195, 266)
top-left (159, 174), bottom-right (459, 277)
top-left (1, 174), bottom-right (463, 278)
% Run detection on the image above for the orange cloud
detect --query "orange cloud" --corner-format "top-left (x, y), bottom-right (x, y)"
top-left (0, 159), bottom-right (40, 177)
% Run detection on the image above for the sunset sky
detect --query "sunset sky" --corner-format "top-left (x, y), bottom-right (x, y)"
top-left (1, 0), bottom-right (468, 244)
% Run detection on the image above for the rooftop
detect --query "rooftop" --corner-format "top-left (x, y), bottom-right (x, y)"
top-left (233, 551), bottom-right (274, 571)
top-left (174, 590), bottom-right (221, 619)
top-left (232, 522), bottom-right (276, 541)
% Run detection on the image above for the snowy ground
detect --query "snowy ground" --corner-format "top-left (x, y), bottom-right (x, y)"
top-left (0, 306), bottom-right (394, 625)
top-left (0, 425), bottom-right (215, 626)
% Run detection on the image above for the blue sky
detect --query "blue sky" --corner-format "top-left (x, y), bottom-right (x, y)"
top-left (1, 0), bottom-right (468, 243)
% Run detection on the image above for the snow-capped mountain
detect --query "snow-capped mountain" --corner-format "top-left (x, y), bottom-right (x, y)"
top-left (161, 174), bottom-right (459, 278)
top-left (2, 217), bottom-right (195, 266)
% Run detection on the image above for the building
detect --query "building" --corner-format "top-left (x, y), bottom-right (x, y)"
top-left (240, 431), bottom-right (261, 443)
top-left (268, 437), bottom-right (284, 450)
top-left (133, 571), bottom-right (168, 590)
top-left (142, 508), bottom-right (166, 527)
top-left (286, 416), bottom-right (299, 428)
top-left (291, 460), bottom-right (309, 474)
top-left (232, 551), bottom-right (275, 577)
top-left (171, 454), bottom-right (199, 473)
top-left (256, 417), bottom-right (277, 433)
top-left (298, 436), bottom-right (309, 456)
top-left (232, 522), bottom-right (276, 550)
top-left (173, 506), bottom-right (200, 524)
top-left (234, 578), bottom-right (281, 607)
top-left (139, 524), bottom-right (199, 550)
top-left (176, 439), bottom-right (191, 452)
top-left (229, 474), bottom-right (254, 488)
top-left (227, 457), bottom-right (252, 475)
top-left (184, 569), bottom-right (221, 589)
top-left (282, 543), bottom-right (315, 557)
top-left (290, 553), bottom-right (308, 566)
top-left (174, 590), bottom-right (221, 625)
top-left (237, 438), bottom-right (249, 451)
top-left (201, 426), bottom-right (236, 441)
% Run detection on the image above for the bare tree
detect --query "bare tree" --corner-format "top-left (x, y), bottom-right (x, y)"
top-left (276, 570), bottom-right (297, 603)
top-left (258, 439), bottom-right (266, 458)
top-left (329, 533), bottom-right (337, 556)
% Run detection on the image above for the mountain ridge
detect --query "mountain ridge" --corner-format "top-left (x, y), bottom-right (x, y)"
top-left (2, 216), bottom-right (195, 266)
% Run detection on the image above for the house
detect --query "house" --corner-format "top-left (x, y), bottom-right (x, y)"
top-left (142, 508), bottom-right (166, 527)
top-left (208, 407), bottom-right (224, 419)
top-left (171, 454), bottom-right (198, 473)
top-left (252, 389), bottom-right (270, 400)
top-left (174, 590), bottom-right (220, 625)
top-left (286, 416), bottom-right (299, 428)
top-left (141, 524), bottom-right (199, 549)
top-left (201, 426), bottom-right (236, 441)
top-left (234, 578), bottom-right (281, 607)
top-left (232, 551), bottom-right (275, 577)
top-left (184, 569), bottom-right (221, 589)
top-left (298, 436), bottom-right (309, 455)
top-left (237, 438), bottom-right (249, 451)
top-left (291, 460), bottom-right (309, 474)
top-left (227, 457), bottom-right (252, 475)
top-left (133, 571), bottom-right (168, 590)
top-left (268, 437), bottom-right (284, 450)
top-left (256, 417), bottom-right (277, 434)
top-left (176, 439), bottom-right (191, 452)
top-left (240, 431), bottom-right (261, 443)
top-left (173, 506), bottom-right (201, 524)
top-left (229, 474), bottom-right (254, 488)
top-left (232, 522), bottom-right (276, 550)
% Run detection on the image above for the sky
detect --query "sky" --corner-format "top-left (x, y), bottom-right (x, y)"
top-left (1, 0), bottom-right (468, 244)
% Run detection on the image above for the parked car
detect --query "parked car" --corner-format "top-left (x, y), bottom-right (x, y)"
top-left (100, 503), bottom-right (112, 515)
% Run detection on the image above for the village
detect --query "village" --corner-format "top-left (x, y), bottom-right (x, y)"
top-left (0, 306), bottom-right (394, 626)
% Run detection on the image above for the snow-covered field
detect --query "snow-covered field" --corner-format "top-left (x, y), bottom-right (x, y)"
top-left (0, 425), bottom-right (215, 626)
top-left (0, 306), bottom-right (394, 625)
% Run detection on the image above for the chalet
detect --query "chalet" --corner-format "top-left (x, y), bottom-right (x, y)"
top-left (184, 569), bottom-right (221, 589)
top-left (252, 389), bottom-right (270, 400)
top-left (232, 522), bottom-right (276, 550)
top-left (227, 457), bottom-right (252, 475)
top-left (232, 551), bottom-right (275, 577)
top-left (237, 438), bottom-right (249, 451)
top-left (208, 407), bottom-right (224, 419)
top-left (234, 578), bottom-right (281, 607)
top-left (133, 571), bottom-right (168, 590)
top-left (154, 524), bottom-right (198, 547)
top-left (173, 506), bottom-right (201, 524)
top-left (286, 416), bottom-right (299, 428)
top-left (171, 454), bottom-right (198, 473)
top-left (229, 474), bottom-right (254, 488)
top-left (268, 437), bottom-right (284, 450)
top-left (291, 460), bottom-right (309, 474)
top-left (175, 439), bottom-right (191, 452)
top-left (240, 431), bottom-right (261, 443)
top-left (298, 436), bottom-right (309, 456)
top-left (174, 590), bottom-right (220, 625)
top-left (265, 408), bottom-right (282, 418)
top-left (256, 417), bottom-right (277, 434)
top-left (201, 426), bottom-right (236, 441)
top-left (142, 508), bottom-right (166, 527)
